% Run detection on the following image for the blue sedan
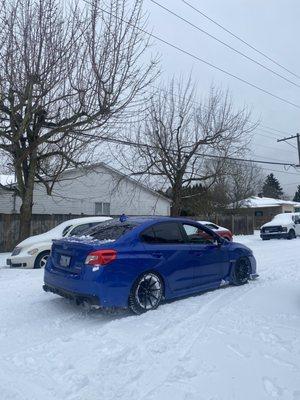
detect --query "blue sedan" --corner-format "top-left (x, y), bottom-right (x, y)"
top-left (43, 217), bottom-right (258, 314)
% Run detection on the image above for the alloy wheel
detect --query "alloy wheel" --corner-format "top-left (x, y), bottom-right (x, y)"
top-left (235, 257), bottom-right (250, 284)
top-left (39, 254), bottom-right (49, 268)
top-left (135, 273), bottom-right (162, 310)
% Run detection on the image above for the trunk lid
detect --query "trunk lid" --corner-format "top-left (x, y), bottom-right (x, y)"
top-left (50, 237), bottom-right (114, 275)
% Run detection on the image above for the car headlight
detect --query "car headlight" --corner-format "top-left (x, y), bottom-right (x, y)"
top-left (11, 247), bottom-right (22, 256)
top-left (27, 248), bottom-right (39, 255)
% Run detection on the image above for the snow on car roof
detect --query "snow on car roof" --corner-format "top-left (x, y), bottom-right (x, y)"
top-left (262, 212), bottom-right (300, 227)
top-left (270, 213), bottom-right (298, 222)
top-left (18, 216), bottom-right (112, 247)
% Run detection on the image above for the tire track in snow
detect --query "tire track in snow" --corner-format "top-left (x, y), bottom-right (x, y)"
top-left (139, 283), bottom-right (257, 400)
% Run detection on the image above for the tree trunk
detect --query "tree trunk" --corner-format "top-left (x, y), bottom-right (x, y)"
top-left (19, 194), bottom-right (33, 242)
top-left (171, 184), bottom-right (183, 216)
top-left (17, 155), bottom-right (37, 243)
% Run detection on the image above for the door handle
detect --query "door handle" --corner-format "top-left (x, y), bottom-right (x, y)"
top-left (152, 252), bottom-right (163, 258)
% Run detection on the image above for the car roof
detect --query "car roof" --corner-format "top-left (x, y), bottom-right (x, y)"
top-left (60, 216), bottom-right (112, 226)
top-left (104, 216), bottom-right (203, 226)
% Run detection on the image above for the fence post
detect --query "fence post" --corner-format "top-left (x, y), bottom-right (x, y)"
top-left (231, 214), bottom-right (235, 235)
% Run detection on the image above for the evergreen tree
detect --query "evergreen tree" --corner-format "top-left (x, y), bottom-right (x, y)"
top-left (262, 173), bottom-right (283, 199)
top-left (293, 185), bottom-right (300, 202)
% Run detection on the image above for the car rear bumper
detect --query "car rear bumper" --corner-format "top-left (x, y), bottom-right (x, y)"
top-left (43, 283), bottom-right (100, 306)
top-left (44, 259), bottom-right (132, 308)
top-left (6, 254), bottom-right (35, 268)
top-left (260, 232), bottom-right (288, 239)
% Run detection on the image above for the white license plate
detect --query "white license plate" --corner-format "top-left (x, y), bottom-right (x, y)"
top-left (60, 255), bottom-right (71, 268)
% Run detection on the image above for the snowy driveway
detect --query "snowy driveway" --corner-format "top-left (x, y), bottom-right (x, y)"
top-left (0, 233), bottom-right (300, 400)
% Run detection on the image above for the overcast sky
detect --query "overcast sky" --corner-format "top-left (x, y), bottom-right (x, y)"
top-left (142, 0), bottom-right (300, 196)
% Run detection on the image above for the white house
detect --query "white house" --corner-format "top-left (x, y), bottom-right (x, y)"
top-left (0, 163), bottom-right (171, 216)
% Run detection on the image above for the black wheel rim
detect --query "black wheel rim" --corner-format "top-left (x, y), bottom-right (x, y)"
top-left (135, 274), bottom-right (162, 310)
top-left (236, 258), bottom-right (250, 282)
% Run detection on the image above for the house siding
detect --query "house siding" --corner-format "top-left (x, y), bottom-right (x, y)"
top-left (0, 165), bottom-right (170, 216)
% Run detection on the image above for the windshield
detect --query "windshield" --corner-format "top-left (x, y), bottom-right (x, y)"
top-left (62, 225), bottom-right (72, 237)
top-left (270, 214), bottom-right (292, 224)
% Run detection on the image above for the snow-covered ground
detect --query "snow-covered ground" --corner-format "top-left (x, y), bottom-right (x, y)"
top-left (0, 233), bottom-right (300, 400)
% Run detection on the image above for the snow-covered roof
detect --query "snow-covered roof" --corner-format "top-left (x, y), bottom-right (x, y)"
top-left (0, 174), bottom-right (15, 186)
top-left (238, 196), bottom-right (300, 208)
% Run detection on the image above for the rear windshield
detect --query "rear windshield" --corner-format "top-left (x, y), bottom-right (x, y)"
top-left (85, 220), bottom-right (138, 241)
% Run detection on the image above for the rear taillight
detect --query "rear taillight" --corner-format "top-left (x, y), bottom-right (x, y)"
top-left (85, 250), bottom-right (117, 266)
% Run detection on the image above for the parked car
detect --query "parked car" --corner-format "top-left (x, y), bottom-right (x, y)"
top-left (198, 221), bottom-right (233, 241)
top-left (43, 217), bottom-right (258, 314)
top-left (260, 213), bottom-right (300, 240)
top-left (7, 216), bottom-right (112, 269)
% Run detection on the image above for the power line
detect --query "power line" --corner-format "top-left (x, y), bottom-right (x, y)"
top-left (89, 133), bottom-right (299, 167)
top-left (249, 151), bottom-right (295, 164)
top-left (149, 84), bottom-right (297, 148)
top-left (260, 125), bottom-right (295, 136)
top-left (181, 0), bottom-right (300, 80)
top-left (260, 167), bottom-right (300, 176)
top-left (150, 0), bottom-right (300, 89)
top-left (99, 6), bottom-right (300, 110)
top-left (277, 133), bottom-right (300, 166)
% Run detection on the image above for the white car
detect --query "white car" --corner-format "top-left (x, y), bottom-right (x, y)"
top-left (7, 216), bottom-right (112, 269)
top-left (260, 212), bottom-right (300, 240)
top-left (198, 220), bottom-right (233, 241)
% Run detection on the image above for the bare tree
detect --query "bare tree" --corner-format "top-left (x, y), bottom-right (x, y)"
top-left (224, 161), bottom-right (263, 209)
top-left (0, 0), bottom-right (158, 240)
top-left (120, 78), bottom-right (256, 216)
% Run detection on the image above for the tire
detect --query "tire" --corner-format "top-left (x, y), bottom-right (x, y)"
top-left (129, 272), bottom-right (163, 315)
top-left (287, 229), bottom-right (296, 240)
top-left (34, 251), bottom-right (50, 269)
top-left (231, 257), bottom-right (250, 286)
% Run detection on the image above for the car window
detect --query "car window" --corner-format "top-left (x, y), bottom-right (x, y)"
top-left (62, 225), bottom-right (72, 236)
top-left (204, 223), bottom-right (218, 230)
top-left (69, 223), bottom-right (93, 236)
top-left (182, 223), bottom-right (215, 245)
top-left (140, 227), bottom-right (157, 243)
top-left (141, 222), bottom-right (184, 244)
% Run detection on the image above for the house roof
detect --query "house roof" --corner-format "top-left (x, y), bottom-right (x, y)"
top-left (0, 174), bottom-right (15, 187)
top-left (238, 196), bottom-right (300, 209)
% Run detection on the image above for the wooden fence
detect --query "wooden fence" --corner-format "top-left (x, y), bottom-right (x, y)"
top-left (0, 213), bottom-right (254, 252)
top-left (0, 213), bottom-right (87, 252)
top-left (192, 214), bottom-right (254, 236)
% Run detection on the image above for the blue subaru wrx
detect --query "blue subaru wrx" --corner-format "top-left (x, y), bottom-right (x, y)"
top-left (43, 217), bottom-right (258, 314)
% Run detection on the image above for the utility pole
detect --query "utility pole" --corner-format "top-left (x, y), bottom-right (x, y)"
top-left (277, 133), bottom-right (300, 166)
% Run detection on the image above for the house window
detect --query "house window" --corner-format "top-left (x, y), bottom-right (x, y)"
top-left (255, 210), bottom-right (263, 217)
top-left (95, 202), bottom-right (111, 216)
